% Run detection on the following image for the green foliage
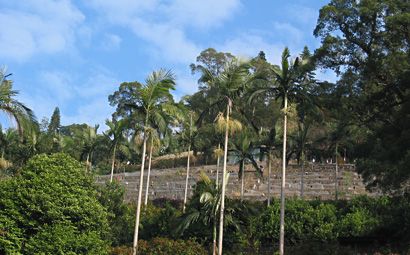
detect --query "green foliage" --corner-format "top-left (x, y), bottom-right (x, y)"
top-left (139, 238), bottom-right (207, 255)
top-left (98, 181), bottom-right (135, 246)
top-left (0, 153), bottom-right (109, 254)
top-left (251, 195), bottom-right (410, 248)
top-left (253, 199), bottom-right (338, 244)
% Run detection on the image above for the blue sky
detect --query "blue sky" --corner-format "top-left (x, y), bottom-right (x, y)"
top-left (0, 0), bottom-right (335, 130)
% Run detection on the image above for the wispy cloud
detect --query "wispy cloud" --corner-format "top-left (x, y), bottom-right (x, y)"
top-left (0, 0), bottom-right (85, 62)
top-left (87, 0), bottom-right (241, 63)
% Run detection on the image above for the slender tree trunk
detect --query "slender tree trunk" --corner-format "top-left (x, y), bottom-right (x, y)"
top-left (279, 94), bottom-right (288, 255)
top-left (218, 102), bottom-right (230, 255)
top-left (213, 219), bottom-right (217, 255)
top-left (300, 150), bottom-right (304, 198)
top-left (144, 136), bottom-right (154, 206)
top-left (335, 143), bottom-right (339, 200)
top-left (110, 144), bottom-right (117, 183)
top-left (267, 151), bottom-right (272, 207)
top-left (132, 134), bottom-right (148, 255)
top-left (241, 160), bottom-right (245, 201)
top-left (216, 143), bottom-right (220, 188)
top-left (183, 144), bottom-right (191, 213)
top-left (183, 113), bottom-right (193, 213)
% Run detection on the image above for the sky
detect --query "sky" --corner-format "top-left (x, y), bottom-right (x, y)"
top-left (0, 0), bottom-right (335, 131)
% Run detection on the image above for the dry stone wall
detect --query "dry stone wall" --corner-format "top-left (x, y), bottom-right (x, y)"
top-left (95, 163), bottom-right (369, 203)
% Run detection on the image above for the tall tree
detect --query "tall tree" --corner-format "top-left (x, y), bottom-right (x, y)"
top-left (48, 107), bottom-right (61, 135)
top-left (250, 47), bottom-right (312, 254)
top-left (314, 0), bottom-right (410, 192)
top-left (194, 59), bottom-right (257, 255)
top-left (109, 69), bottom-right (177, 255)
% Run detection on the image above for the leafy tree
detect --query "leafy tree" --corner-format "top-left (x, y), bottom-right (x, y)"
top-left (48, 107), bottom-right (61, 135)
top-left (190, 48), bottom-right (235, 78)
top-left (314, 0), bottom-right (410, 192)
top-left (0, 153), bottom-right (109, 254)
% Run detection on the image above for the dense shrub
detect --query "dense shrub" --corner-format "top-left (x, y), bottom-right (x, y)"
top-left (139, 237), bottom-right (207, 255)
top-left (252, 199), bottom-right (338, 244)
top-left (98, 181), bottom-right (135, 246)
top-left (110, 238), bottom-right (207, 255)
top-left (0, 153), bottom-right (109, 255)
top-left (251, 195), bottom-right (410, 250)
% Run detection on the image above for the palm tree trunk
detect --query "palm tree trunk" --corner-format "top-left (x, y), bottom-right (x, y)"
top-left (240, 160), bottom-right (245, 201)
top-left (218, 102), bottom-right (230, 255)
top-left (144, 135), bottom-right (154, 206)
top-left (300, 150), bottom-right (304, 198)
top-left (183, 143), bottom-right (191, 213)
top-left (132, 134), bottom-right (148, 255)
top-left (267, 151), bottom-right (272, 207)
top-left (213, 219), bottom-right (217, 255)
top-left (183, 113), bottom-right (193, 213)
top-left (279, 94), bottom-right (288, 255)
top-left (216, 143), bottom-right (220, 188)
top-left (110, 144), bottom-right (117, 183)
top-left (335, 143), bottom-right (338, 200)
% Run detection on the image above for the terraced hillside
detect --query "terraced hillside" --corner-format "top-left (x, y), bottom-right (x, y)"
top-left (96, 163), bottom-right (370, 202)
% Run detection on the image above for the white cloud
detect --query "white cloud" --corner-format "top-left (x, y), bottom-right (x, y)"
top-left (164, 0), bottom-right (241, 28)
top-left (272, 22), bottom-right (304, 45)
top-left (220, 33), bottom-right (285, 65)
top-left (18, 67), bottom-right (119, 128)
top-left (0, 0), bottom-right (84, 62)
top-left (87, 0), bottom-right (241, 63)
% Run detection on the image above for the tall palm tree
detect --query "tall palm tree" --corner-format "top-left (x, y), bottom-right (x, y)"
top-left (250, 47), bottom-right (311, 255)
top-left (117, 69), bottom-right (176, 255)
top-left (0, 68), bottom-right (37, 137)
top-left (105, 119), bottom-right (127, 182)
top-left (195, 59), bottom-right (255, 255)
top-left (183, 111), bottom-right (196, 213)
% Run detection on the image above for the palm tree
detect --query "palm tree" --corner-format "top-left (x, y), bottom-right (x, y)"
top-left (183, 111), bottom-right (196, 213)
top-left (81, 124), bottom-right (99, 172)
top-left (105, 119), bottom-right (127, 182)
top-left (0, 68), bottom-right (37, 137)
top-left (177, 171), bottom-right (231, 255)
top-left (117, 69), bottom-right (176, 255)
top-left (250, 47), bottom-right (311, 255)
top-left (229, 129), bottom-right (262, 201)
top-left (195, 59), bottom-right (256, 255)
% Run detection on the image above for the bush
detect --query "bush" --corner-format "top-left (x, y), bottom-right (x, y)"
top-left (139, 237), bottom-right (207, 255)
top-left (0, 153), bottom-right (110, 254)
top-left (253, 199), bottom-right (338, 244)
top-left (98, 181), bottom-right (135, 246)
top-left (110, 238), bottom-right (207, 255)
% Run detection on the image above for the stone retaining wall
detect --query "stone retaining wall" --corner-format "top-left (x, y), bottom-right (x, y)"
top-left (95, 163), bottom-right (369, 202)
